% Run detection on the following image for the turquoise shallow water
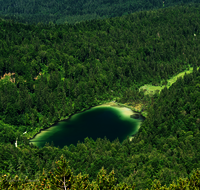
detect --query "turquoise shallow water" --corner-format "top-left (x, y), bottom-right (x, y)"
top-left (29, 106), bottom-right (143, 149)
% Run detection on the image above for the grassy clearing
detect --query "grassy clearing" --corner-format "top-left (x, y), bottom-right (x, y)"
top-left (139, 65), bottom-right (200, 96)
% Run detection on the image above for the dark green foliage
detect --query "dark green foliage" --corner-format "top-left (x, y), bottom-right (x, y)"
top-left (0, 156), bottom-right (199, 189)
top-left (0, 0), bottom-right (199, 26)
top-left (0, 2), bottom-right (200, 190)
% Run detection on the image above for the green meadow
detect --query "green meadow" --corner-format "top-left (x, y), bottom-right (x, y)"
top-left (139, 65), bottom-right (200, 96)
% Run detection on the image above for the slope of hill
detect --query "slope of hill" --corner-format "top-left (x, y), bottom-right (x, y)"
top-left (0, 0), bottom-right (199, 25)
top-left (0, 2), bottom-right (200, 189)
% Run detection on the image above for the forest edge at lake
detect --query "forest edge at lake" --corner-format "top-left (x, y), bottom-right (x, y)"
top-left (26, 64), bottom-right (199, 142)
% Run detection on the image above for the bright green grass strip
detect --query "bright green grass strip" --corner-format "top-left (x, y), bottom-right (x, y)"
top-left (139, 66), bottom-right (200, 96)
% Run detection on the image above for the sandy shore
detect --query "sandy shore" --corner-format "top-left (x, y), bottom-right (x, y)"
top-left (94, 101), bottom-right (120, 107)
top-left (129, 136), bottom-right (134, 141)
top-left (93, 102), bottom-right (136, 117)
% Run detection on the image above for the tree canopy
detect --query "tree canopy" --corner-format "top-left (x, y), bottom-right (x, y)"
top-left (0, 2), bottom-right (200, 189)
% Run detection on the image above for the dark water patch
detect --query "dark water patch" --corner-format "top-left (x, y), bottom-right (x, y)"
top-left (29, 106), bottom-right (143, 149)
top-left (130, 113), bottom-right (146, 120)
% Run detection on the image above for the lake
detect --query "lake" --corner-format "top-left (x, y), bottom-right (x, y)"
top-left (29, 102), bottom-right (145, 149)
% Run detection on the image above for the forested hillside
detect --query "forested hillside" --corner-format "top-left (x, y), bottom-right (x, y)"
top-left (0, 0), bottom-right (199, 25)
top-left (0, 2), bottom-right (200, 189)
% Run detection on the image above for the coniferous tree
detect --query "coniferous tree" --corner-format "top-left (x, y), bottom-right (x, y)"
top-left (48, 154), bottom-right (75, 190)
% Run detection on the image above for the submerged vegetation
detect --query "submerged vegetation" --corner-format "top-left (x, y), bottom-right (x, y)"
top-left (0, 1), bottom-right (200, 189)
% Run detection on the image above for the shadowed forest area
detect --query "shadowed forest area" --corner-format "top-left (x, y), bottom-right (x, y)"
top-left (0, 0), bottom-right (199, 25)
top-left (0, 1), bottom-right (200, 189)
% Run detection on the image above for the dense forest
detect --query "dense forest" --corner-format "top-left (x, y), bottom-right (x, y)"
top-left (0, 1), bottom-right (200, 189)
top-left (0, 0), bottom-right (199, 25)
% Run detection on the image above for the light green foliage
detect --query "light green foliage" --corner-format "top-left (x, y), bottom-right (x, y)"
top-left (139, 65), bottom-right (200, 96)
top-left (0, 158), bottom-right (199, 189)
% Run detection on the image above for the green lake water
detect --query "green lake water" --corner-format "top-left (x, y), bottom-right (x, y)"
top-left (29, 105), bottom-right (145, 149)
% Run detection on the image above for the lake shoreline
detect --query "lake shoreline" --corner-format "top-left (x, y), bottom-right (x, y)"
top-left (28, 100), bottom-right (146, 144)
